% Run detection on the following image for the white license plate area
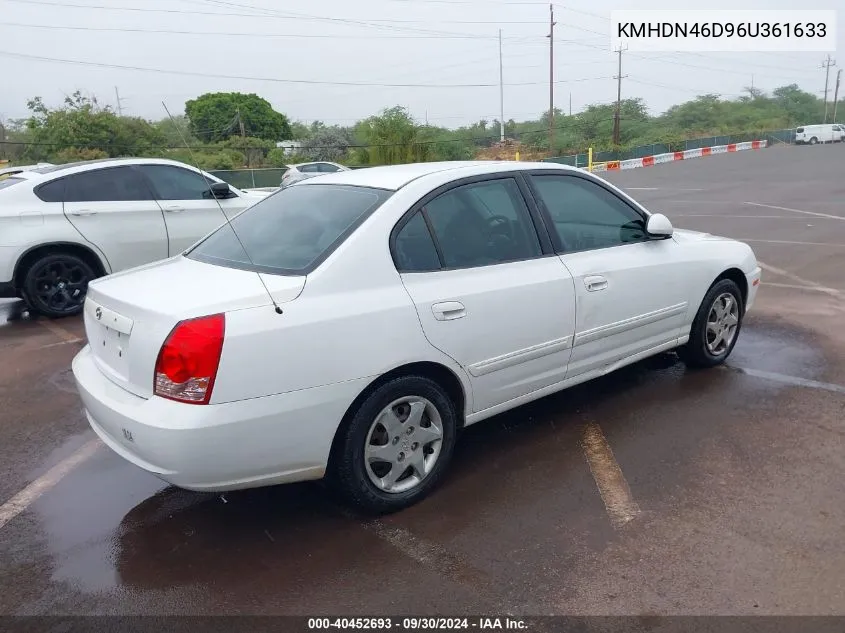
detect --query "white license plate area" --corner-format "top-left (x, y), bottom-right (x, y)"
top-left (94, 322), bottom-right (130, 378)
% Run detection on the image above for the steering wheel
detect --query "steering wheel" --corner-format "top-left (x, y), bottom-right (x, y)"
top-left (485, 214), bottom-right (513, 240)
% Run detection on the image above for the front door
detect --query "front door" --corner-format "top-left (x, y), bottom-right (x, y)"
top-left (526, 172), bottom-right (688, 379)
top-left (61, 166), bottom-right (168, 273)
top-left (138, 164), bottom-right (250, 256)
top-left (393, 176), bottom-right (577, 414)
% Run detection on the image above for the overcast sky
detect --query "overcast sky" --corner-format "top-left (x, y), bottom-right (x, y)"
top-left (0, 0), bottom-right (842, 129)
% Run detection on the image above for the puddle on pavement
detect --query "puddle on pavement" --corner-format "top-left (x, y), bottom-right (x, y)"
top-left (0, 298), bottom-right (27, 327)
top-left (25, 318), bottom-right (829, 598)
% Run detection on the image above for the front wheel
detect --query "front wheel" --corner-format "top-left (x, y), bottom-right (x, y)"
top-left (21, 253), bottom-right (95, 318)
top-left (809, 137), bottom-right (819, 145)
top-left (678, 279), bottom-right (744, 368)
top-left (330, 376), bottom-right (458, 514)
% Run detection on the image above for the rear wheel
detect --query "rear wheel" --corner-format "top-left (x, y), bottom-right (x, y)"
top-left (21, 253), bottom-right (95, 318)
top-left (330, 375), bottom-right (458, 514)
top-left (678, 279), bottom-right (744, 368)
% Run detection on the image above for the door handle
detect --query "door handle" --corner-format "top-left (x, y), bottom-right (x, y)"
top-left (584, 275), bottom-right (608, 292)
top-left (69, 209), bottom-right (97, 217)
top-left (432, 301), bottom-right (466, 321)
top-left (162, 205), bottom-right (185, 213)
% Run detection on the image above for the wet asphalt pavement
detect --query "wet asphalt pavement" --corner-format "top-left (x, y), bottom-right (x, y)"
top-left (1, 144), bottom-right (844, 617)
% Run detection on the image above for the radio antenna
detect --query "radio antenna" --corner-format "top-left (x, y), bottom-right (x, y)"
top-left (161, 102), bottom-right (283, 315)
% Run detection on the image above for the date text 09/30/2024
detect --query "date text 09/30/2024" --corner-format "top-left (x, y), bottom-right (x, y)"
top-left (307, 618), bottom-right (528, 630)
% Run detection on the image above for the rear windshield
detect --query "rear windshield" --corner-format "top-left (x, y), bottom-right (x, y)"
top-left (0, 177), bottom-right (24, 189)
top-left (187, 184), bottom-right (392, 275)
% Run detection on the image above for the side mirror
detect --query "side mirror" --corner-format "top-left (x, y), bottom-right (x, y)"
top-left (209, 182), bottom-right (233, 199)
top-left (646, 213), bottom-right (673, 238)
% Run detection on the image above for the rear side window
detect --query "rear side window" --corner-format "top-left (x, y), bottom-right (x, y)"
top-left (187, 184), bottom-right (392, 274)
top-left (394, 212), bottom-right (441, 272)
top-left (64, 167), bottom-right (153, 202)
top-left (34, 178), bottom-right (65, 202)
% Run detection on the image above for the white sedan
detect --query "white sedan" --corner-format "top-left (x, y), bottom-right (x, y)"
top-left (72, 161), bottom-right (761, 513)
top-left (0, 157), bottom-right (267, 317)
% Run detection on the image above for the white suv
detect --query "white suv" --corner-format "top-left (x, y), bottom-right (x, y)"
top-left (0, 158), bottom-right (267, 317)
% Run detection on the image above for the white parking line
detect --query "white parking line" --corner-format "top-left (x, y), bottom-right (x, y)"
top-left (672, 214), bottom-right (832, 220)
top-left (739, 239), bottom-right (845, 247)
top-left (581, 422), bottom-right (640, 529)
top-left (0, 438), bottom-right (101, 531)
top-left (758, 261), bottom-right (843, 299)
top-left (37, 319), bottom-right (82, 344)
top-left (744, 202), bottom-right (845, 221)
top-left (764, 282), bottom-right (843, 295)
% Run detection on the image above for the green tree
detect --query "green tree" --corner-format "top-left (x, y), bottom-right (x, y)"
top-left (184, 92), bottom-right (292, 143)
top-left (300, 126), bottom-right (353, 162)
top-left (354, 106), bottom-right (431, 165)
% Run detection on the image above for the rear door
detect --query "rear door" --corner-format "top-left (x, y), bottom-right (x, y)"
top-left (137, 164), bottom-right (250, 255)
top-left (62, 166), bottom-right (168, 273)
top-left (526, 172), bottom-right (689, 379)
top-left (393, 174), bottom-right (576, 414)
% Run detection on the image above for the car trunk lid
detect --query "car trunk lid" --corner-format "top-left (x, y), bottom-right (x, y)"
top-left (83, 256), bottom-right (304, 398)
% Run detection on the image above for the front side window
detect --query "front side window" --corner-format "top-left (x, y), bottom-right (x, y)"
top-left (530, 175), bottom-right (647, 252)
top-left (140, 165), bottom-right (217, 201)
top-left (422, 178), bottom-right (541, 269)
top-left (63, 166), bottom-right (153, 202)
top-left (188, 184), bottom-right (392, 274)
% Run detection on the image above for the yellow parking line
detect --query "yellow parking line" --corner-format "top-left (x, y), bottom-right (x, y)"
top-left (581, 422), bottom-right (641, 529)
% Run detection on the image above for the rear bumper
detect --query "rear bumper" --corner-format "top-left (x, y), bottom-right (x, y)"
top-left (72, 344), bottom-right (370, 491)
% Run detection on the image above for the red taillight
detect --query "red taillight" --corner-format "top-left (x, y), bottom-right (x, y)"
top-left (154, 314), bottom-right (225, 405)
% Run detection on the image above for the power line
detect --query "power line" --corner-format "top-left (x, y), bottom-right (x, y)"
top-left (0, 49), bottom-right (612, 88)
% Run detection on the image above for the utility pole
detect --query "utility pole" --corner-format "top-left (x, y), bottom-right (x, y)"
top-left (834, 69), bottom-right (843, 123)
top-left (546, 3), bottom-right (556, 154)
top-left (612, 45), bottom-right (627, 146)
top-left (237, 107), bottom-right (246, 137)
top-left (821, 54), bottom-right (836, 123)
top-left (498, 29), bottom-right (505, 143)
top-left (114, 86), bottom-right (125, 116)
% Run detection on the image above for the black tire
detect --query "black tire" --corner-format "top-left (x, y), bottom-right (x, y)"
top-left (678, 278), bottom-right (744, 369)
top-left (330, 375), bottom-right (458, 514)
top-left (809, 137), bottom-right (819, 145)
top-left (21, 252), bottom-right (96, 318)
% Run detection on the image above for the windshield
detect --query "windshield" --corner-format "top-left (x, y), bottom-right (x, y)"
top-left (187, 183), bottom-right (393, 275)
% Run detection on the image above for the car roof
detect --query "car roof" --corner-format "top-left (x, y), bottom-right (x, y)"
top-left (22, 157), bottom-right (226, 182)
top-left (296, 160), bottom-right (576, 191)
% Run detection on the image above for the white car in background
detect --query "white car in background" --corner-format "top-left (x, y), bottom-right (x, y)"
top-left (280, 161), bottom-right (350, 188)
top-left (794, 123), bottom-right (845, 144)
top-left (0, 158), bottom-right (267, 317)
top-left (72, 161), bottom-right (761, 513)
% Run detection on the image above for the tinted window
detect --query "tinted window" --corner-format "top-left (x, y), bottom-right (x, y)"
top-left (0, 177), bottom-right (25, 191)
top-left (318, 163), bottom-right (341, 173)
top-left (298, 164), bottom-right (320, 173)
top-left (394, 212), bottom-right (440, 272)
top-left (530, 175), bottom-right (647, 252)
top-left (423, 178), bottom-right (541, 269)
top-left (796, 127), bottom-right (804, 133)
top-left (140, 165), bottom-right (216, 200)
top-left (34, 178), bottom-right (65, 201)
top-left (64, 167), bottom-right (152, 202)
top-left (188, 184), bottom-right (392, 274)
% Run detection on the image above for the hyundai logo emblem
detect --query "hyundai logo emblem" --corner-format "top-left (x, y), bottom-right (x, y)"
top-left (95, 307), bottom-right (102, 320)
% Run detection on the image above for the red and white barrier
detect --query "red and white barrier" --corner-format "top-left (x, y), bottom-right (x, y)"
top-left (590, 139), bottom-right (767, 173)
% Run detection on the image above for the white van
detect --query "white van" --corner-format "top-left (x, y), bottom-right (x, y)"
top-left (795, 123), bottom-right (845, 145)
